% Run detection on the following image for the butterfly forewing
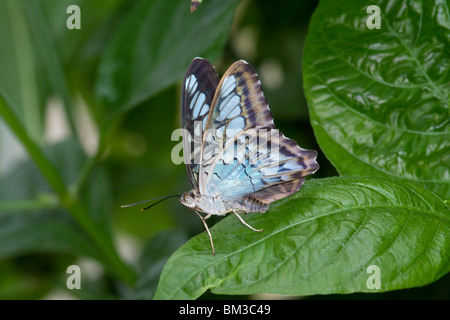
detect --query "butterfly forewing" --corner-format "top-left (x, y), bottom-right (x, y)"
top-left (181, 58), bottom-right (220, 188)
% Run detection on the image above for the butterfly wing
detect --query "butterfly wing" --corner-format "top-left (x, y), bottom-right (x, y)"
top-left (198, 60), bottom-right (319, 204)
top-left (181, 58), bottom-right (220, 188)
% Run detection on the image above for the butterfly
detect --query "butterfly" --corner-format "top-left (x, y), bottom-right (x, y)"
top-left (179, 57), bottom-right (319, 254)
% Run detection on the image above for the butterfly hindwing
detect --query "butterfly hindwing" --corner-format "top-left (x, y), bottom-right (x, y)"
top-left (182, 58), bottom-right (220, 188)
top-left (209, 128), bottom-right (318, 202)
top-left (240, 131), bottom-right (319, 204)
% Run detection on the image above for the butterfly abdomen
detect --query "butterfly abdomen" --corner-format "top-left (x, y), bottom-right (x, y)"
top-left (236, 195), bottom-right (269, 213)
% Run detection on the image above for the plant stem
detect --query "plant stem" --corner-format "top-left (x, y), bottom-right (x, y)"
top-left (0, 94), bottom-right (66, 197)
top-left (66, 199), bottom-right (137, 285)
top-left (73, 118), bottom-right (121, 195)
top-left (0, 93), bottom-right (136, 286)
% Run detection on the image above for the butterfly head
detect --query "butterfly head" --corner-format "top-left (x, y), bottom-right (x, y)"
top-left (180, 190), bottom-right (197, 209)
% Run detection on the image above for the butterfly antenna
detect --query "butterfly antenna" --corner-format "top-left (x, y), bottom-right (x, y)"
top-left (121, 195), bottom-right (181, 211)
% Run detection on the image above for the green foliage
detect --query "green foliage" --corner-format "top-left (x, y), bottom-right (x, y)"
top-left (0, 0), bottom-right (448, 300)
top-left (96, 0), bottom-right (239, 115)
top-left (0, 0), bottom-right (237, 298)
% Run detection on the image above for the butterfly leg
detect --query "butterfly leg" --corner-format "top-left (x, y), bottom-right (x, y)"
top-left (232, 210), bottom-right (264, 232)
top-left (195, 210), bottom-right (216, 255)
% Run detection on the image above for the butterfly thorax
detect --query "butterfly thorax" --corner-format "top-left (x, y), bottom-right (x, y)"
top-left (180, 189), bottom-right (269, 215)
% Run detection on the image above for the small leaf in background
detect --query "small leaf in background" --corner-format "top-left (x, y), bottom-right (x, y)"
top-left (95, 0), bottom-right (239, 115)
top-left (303, 0), bottom-right (450, 200)
top-left (154, 176), bottom-right (450, 300)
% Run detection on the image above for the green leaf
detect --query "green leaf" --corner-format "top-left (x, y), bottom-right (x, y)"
top-left (45, 138), bottom-right (114, 237)
top-left (22, 0), bottom-right (78, 139)
top-left (303, 0), bottom-right (450, 200)
top-left (128, 229), bottom-right (188, 299)
top-left (0, 210), bottom-right (97, 260)
top-left (0, 137), bottom-right (114, 262)
top-left (0, 154), bottom-right (96, 260)
top-left (0, 93), bottom-right (67, 199)
top-left (0, 0), bottom-right (42, 141)
top-left (154, 177), bottom-right (450, 299)
top-left (95, 0), bottom-right (239, 115)
top-left (38, 0), bottom-right (126, 63)
top-left (0, 88), bottom-right (135, 286)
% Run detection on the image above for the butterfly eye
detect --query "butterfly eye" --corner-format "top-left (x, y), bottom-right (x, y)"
top-left (184, 195), bottom-right (193, 204)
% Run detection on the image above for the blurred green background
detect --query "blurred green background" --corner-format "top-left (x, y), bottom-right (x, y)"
top-left (0, 0), bottom-right (448, 299)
